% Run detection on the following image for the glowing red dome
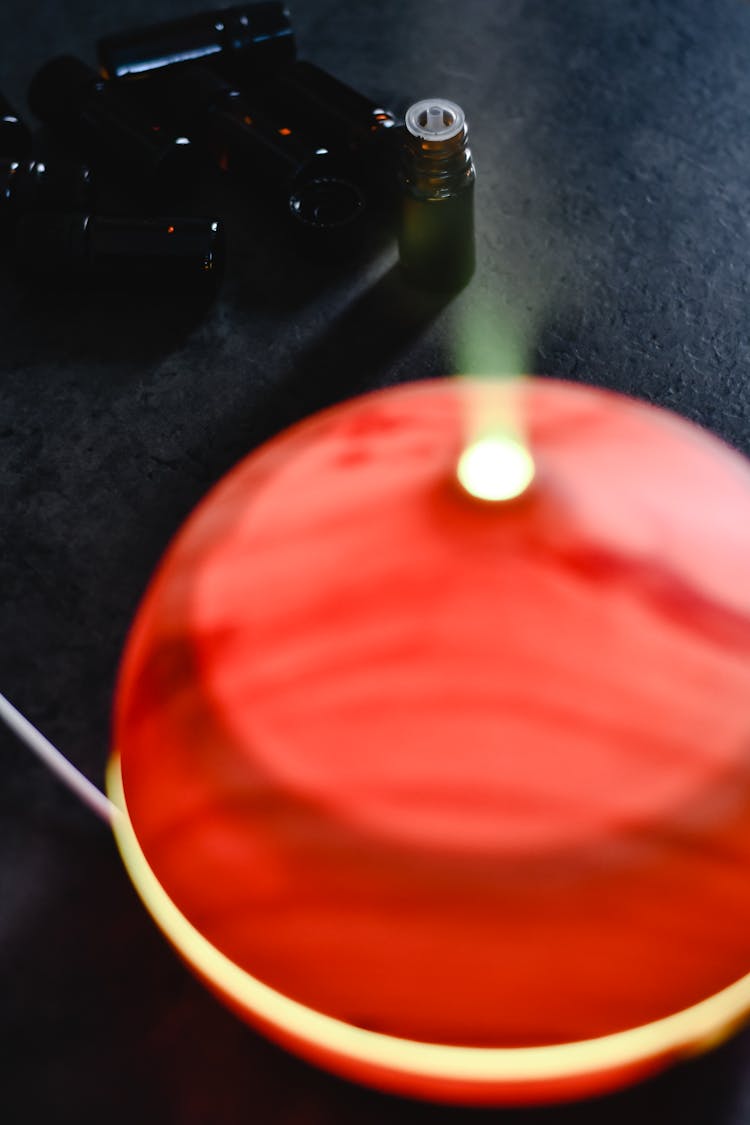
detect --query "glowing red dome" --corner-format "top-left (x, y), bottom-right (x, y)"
top-left (110, 377), bottom-right (750, 1104)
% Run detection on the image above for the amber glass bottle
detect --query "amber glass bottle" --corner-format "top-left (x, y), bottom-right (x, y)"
top-left (251, 61), bottom-right (399, 195)
top-left (16, 213), bottom-right (224, 293)
top-left (138, 64), bottom-right (366, 257)
top-left (98, 3), bottom-right (294, 84)
top-left (0, 158), bottom-right (93, 223)
top-left (28, 56), bottom-right (197, 192)
top-left (0, 91), bottom-right (31, 158)
top-left (398, 98), bottom-right (475, 291)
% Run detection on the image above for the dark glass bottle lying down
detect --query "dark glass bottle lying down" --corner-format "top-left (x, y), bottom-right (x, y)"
top-left (15, 213), bottom-right (225, 293)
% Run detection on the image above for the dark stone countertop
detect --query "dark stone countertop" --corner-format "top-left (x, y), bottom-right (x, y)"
top-left (1, 1), bottom-right (750, 1122)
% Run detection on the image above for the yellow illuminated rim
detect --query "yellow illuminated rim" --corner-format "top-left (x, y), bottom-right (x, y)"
top-left (107, 754), bottom-right (750, 1088)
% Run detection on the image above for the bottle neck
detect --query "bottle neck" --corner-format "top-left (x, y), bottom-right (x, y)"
top-left (400, 125), bottom-right (475, 200)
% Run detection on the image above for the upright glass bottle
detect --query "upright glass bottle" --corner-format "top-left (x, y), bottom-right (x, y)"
top-left (398, 98), bottom-right (475, 291)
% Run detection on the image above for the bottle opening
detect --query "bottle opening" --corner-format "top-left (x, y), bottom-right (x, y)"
top-left (405, 98), bottom-right (465, 141)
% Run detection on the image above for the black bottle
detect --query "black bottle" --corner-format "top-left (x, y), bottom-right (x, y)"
top-left (0, 157), bottom-right (93, 226)
top-left (15, 213), bottom-right (224, 293)
top-left (140, 65), bottom-right (366, 258)
top-left (27, 56), bottom-right (197, 193)
top-left (98, 2), bottom-right (294, 84)
top-left (398, 98), bottom-right (475, 292)
top-left (0, 91), bottom-right (31, 158)
top-left (253, 61), bottom-right (399, 197)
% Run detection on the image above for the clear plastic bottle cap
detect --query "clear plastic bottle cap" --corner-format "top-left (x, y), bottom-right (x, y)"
top-left (405, 98), bottom-right (465, 141)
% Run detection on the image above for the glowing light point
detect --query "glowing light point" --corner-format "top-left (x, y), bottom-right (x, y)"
top-left (456, 436), bottom-right (535, 502)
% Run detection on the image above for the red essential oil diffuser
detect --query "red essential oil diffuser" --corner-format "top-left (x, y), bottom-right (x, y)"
top-left (108, 375), bottom-right (750, 1105)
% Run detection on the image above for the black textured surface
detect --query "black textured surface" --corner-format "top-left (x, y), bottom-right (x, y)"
top-left (2, 1), bottom-right (750, 1122)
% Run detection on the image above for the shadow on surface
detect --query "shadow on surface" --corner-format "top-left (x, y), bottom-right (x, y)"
top-left (255, 262), bottom-right (455, 439)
